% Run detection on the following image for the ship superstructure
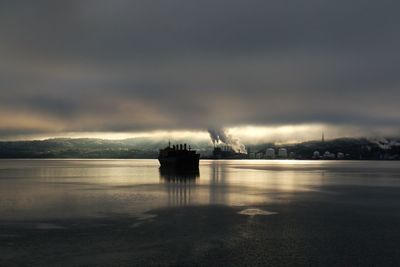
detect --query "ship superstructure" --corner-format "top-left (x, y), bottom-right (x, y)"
top-left (158, 142), bottom-right (200, 169)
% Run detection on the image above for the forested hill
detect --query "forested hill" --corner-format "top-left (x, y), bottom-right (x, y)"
top-left (0, 137), bottom-right (399, 159)
top-left (0, 138), bottom-right (162, 158)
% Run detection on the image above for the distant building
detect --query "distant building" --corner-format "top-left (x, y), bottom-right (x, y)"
top-left (337, 152), bottom-right (344, 159)
top-left (313, 151), bottom-right (320, 159)
top-left (323, 151), bottom-right (335, 159)
top-left (265, 148), bottom-right (275, 159)
top-left (212, 146), bottom-right (247, 159)
top-left (278, 148), bottom-right (288, 158)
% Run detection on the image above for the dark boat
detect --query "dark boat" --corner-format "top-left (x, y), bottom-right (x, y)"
top-left (158, 142), bottom-right (200, 169)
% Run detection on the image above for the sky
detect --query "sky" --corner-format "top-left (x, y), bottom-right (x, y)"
top-left (0, 0), bottom-right (399, 142)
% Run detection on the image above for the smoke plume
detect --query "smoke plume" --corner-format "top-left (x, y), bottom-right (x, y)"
top-left (208, 128), bottom-right (247, 153)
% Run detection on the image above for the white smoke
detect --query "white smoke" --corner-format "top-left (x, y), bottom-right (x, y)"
top-left (208, 128), bottom-right (247, 153)
top-left (369, 137), bottom-right (400, 150)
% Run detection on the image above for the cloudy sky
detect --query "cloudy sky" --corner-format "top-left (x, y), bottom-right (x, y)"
top-left (0, 0), bottom-right (399, 141)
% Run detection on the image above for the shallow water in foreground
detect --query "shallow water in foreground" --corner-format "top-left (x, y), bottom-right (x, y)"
top-left (1, 159), bottom-right (400, 266)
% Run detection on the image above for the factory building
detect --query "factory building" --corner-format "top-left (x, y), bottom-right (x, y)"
top-left (323, 151), bottom-right (335, 159)
top-left (278, 148), bottom-right (288, 158)
top-left (313, 151), bottom-right (320, 159)
top-left (265, 148), bottom-right (275, 159)
top-left (337, 152), bottom-right (345, 159)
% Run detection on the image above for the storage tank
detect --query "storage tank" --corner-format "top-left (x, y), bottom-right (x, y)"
top-left (265, 148), bottom-right (275, 159)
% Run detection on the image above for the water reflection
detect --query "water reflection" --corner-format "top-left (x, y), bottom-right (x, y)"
top-left (209, 161), bottom-right (229, 205)
top-left (159, 168), bottom-right (199, 206)
top-left (2, 160), bottom-right (400, 220)
top-left (159, 168), bottom-right (199, 181)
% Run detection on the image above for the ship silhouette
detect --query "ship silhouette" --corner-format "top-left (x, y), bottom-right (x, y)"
top-left (158, 142), bottom-right (200, 169)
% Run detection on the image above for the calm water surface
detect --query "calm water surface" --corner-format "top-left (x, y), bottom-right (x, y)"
top-left (2, 159), bottom-right (400, 266)
top-left (1, 159), bottom-right (399, 220)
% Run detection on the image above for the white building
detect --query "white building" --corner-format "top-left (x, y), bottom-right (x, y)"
top-left (313, 151), bottom-right (320, 159)
top-left (265, 148), bottom-right (275, 159)
top-left (323, 151), bottom-right (335, 159)
top-left (278, 148), bottom-right (288, 158)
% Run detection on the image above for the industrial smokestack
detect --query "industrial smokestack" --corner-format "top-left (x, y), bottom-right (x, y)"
top-left (208, 127), bottom-right (247, 154)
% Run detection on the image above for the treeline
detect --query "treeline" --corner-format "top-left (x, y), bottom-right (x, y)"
top-left (0, 138), bottom-right (158, 158)
top-left (0, 137), bottom-right (399, 159)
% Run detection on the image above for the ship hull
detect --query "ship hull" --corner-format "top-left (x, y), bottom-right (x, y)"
top-left (158, 154), bottom-right (200, 169)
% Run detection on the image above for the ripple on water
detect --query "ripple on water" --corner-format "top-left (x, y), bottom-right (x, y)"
top-left (238, 208), bottom-right (277, 216)
top-left (36, 223), bottom-right (66, 230)
top-left (131, 213), bottom-right (157, 228)
top-left (136, 213), bottom-right (157, 220)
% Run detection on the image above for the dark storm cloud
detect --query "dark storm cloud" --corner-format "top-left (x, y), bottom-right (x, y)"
top-left (0, 0), bottom-right (400, 138)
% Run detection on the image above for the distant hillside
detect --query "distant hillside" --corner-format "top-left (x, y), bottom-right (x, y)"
top-left (0, 137), bottom-right (399, 159)
top-left (0, 138), bottom-right (212, 159)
